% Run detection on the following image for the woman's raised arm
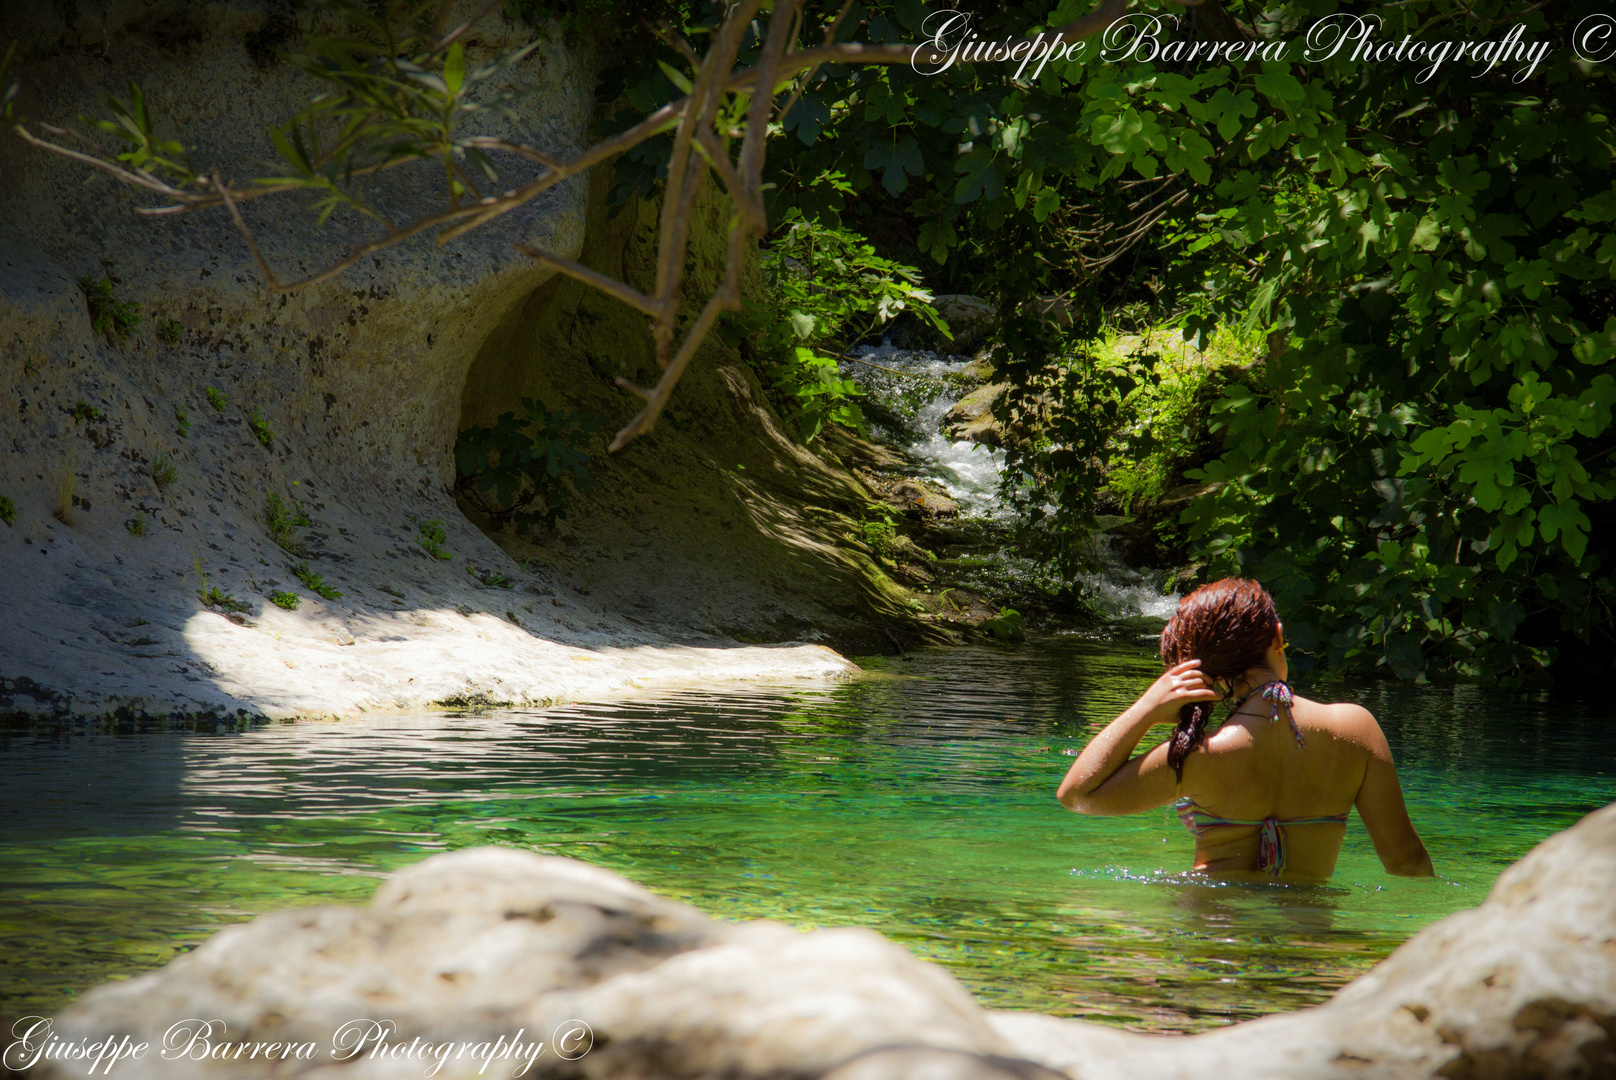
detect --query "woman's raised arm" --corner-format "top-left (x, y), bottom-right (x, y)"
top-left (1057, 660), bottom-right (1218, 815)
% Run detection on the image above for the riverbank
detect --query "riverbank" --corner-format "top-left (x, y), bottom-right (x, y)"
top-left (0, 3), bottom-right (933, 722)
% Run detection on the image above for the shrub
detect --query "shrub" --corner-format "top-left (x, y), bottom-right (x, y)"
top-left (414, 517), bottom-right (452, 560)
top-left (152, 454), bottom-right (177, 488)
top-left (723, 217), bottom-right (950, 442)
top-left (78, 275), bottom-right (140, 341)
top-left (0, 495), bottom-right (15, 526)
top-left (125, 513), bottom-right (148, 536)
top-left (247, 407), bottom-right (274, 449)
top-left (269, 591), bottom-right (300, 610)
top-left (205, 387), bottom-right (226, 412)
top-left (453, 401), bottom-right (604, 530)
top-left (265, 491), bottom-right (310, 552)
top-left (157, 318), bottom-right (183, 344)
top-left (174, 406), bottom-right (190, 438)
top-left (71, 400), bottom-right (103, 422)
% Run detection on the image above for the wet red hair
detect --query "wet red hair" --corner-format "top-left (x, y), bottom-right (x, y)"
top-left (1159, 578), bottom-right (1282, 781)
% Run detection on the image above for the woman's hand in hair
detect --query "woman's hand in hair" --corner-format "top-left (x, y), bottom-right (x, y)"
top-left (1056, 660), bottom-right (1220, 815)
top-left (1138, 660), bottom-right (1221, 724)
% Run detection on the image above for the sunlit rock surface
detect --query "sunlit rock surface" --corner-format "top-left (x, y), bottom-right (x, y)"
top-left (36, 802), bottom-right (1615, 1080)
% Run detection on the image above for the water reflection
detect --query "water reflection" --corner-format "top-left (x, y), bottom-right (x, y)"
top-left (1, 639), bottom-right (1612, 1032)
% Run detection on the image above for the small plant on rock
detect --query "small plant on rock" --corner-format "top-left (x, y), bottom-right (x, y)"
top-left (270, 591), bottom-right (300, 610)
top-left (0, 495), bottom-right (15, 526)
top-left (291, 560), bottom-right (342, 600)
top-left (466, 561), bottom-right (512, 589)
top-left (126, 513), bottom-right (149, 536)
top-left (205, 387), bottom-right (226, 412)
top-left (194, 561), bottom-right (250, 613)
top-left (157, 318), bottom-right (183, 344)
top-left (414, 517), bottom-right (451, 560)
top-left (152, 454), bottom-right (177, 488)
top-left (71, 400), bottom-right (103, 422)
top-left (200, 585), bottom-right (251, 613)
top-left (247, 407), bottom-right (274, 449)
top-left (174, 406), bottom-right (191, 438)
top-left (78, 274), bottom-right (141, 341)
top-left (857, 512), bottom-right (899, 559)
top-left (265, 491), bottom-right (310, 552)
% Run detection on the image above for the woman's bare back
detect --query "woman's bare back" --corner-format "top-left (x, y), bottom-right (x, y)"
top-left (1180, 695), bottom-right (1385, 879)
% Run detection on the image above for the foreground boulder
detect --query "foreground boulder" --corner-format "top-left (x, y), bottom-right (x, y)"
top-left (32, 803), bottom-right (1616, 1080)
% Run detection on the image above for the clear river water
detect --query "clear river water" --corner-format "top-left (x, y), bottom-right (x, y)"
top-left (4, 638), bottom-right (1613, 1033)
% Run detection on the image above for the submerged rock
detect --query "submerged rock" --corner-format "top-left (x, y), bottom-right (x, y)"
top-left (32, 806), bottom-right (1614, 1079)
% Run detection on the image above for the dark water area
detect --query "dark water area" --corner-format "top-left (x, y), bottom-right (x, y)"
top-left (3, 637), bottom-right (1613, 1033)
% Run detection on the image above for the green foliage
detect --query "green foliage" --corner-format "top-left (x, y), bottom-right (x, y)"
top-left (453, 400), bottom-right (603, 529)
top-left (733, 0), bottom-right (1616, 680)
top-left (152, 454), bottom-right (177, 488)
top-left (414, 517), bottom-right (452, 560)
top-left (125, 513), bottom-right (148, 536)
top-left (982, 607), bottom-right (1025, 643)
top-left (265, 491), bottom-right (311, 552)
top-left (247, 407), bottom-right (275, 449)
top-left (158, 319), bottom-right (183, 344)
top-left (1010, 325), bottom-right (1258, 573)
top-left (70, 400), bottom-right (102, 422)
top-left (78, 276), bottom-right (140, 341)
top-left (291, 560), bottom-right (342, 600)
top-left (856, 512), bottom-right (900, 558)
top-left (0, 495), bottom-right (15, 526)
top-left (86, 82), bottom-right (197, 185)
top-left (270, 591), bottom-right (301, 610)
top-left (729, 217), bottom-right (949, 441)
top-left (261, 0), bottom-right (539, 226)
top-left (205, 387), bottom-right (226, 412)
top-left (174, 406), bottom-right (191, 438)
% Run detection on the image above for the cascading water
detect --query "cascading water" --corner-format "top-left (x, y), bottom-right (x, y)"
top-left (840, 344), bottom-right (1181, 623)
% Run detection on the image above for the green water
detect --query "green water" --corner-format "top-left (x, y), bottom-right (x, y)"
top-left (3, 638), bottom-right (1613, 1032)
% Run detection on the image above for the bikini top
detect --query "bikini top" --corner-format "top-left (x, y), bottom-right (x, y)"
top-left (1175, 680), bottom-right (1349, 877)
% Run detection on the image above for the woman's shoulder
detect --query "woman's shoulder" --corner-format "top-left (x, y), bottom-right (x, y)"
top-left (1293, 695), bottom-right (1386, 744)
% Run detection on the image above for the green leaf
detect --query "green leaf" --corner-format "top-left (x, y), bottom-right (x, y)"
top-left (444, 43), bottom-right (465, 96)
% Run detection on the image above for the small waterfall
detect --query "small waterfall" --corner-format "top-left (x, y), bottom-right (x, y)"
top-left (840, 344), bottom-right (1181, 624)
top-left (842, 345), bottom-right (1005, 517)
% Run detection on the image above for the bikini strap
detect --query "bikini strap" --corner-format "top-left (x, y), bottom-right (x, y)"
top-left (1228, 680), bottom-right (1305, 748)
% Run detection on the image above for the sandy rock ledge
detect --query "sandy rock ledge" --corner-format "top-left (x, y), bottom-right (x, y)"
top-left (30, 802), bottom-right (1615, 1080)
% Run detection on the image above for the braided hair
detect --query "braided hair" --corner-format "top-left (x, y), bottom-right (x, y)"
top-left (1159, 578), bottom-right (1282, 782)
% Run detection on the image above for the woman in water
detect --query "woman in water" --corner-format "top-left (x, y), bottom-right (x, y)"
top-left (1056, 578), bottom-right (1433, 880)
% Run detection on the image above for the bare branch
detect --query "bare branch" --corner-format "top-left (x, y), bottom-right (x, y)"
top-left (610, 223), bottom-right (748, 452)
top-left (463, 136), bottom-right (563, 170)
top-left (214, 171), bottom-right (285, 291)
top-left (514, 243), bottom-right (661, 316)
top-left (14, 124), bottom-right (191, 203)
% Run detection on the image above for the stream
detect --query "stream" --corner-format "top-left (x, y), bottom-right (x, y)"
top-left (5, 640), bottom-right (1613, 1031)
top-left (840, 343), bottom-right (1179, 621)
top-left (5, 352), bottom-right (1612, 1033)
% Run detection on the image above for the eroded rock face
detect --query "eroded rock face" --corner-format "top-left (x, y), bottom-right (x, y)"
top-left (31, 802), bottom-right (1616, 1080)
top-left (0, 1), bottom-right (901, 721)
